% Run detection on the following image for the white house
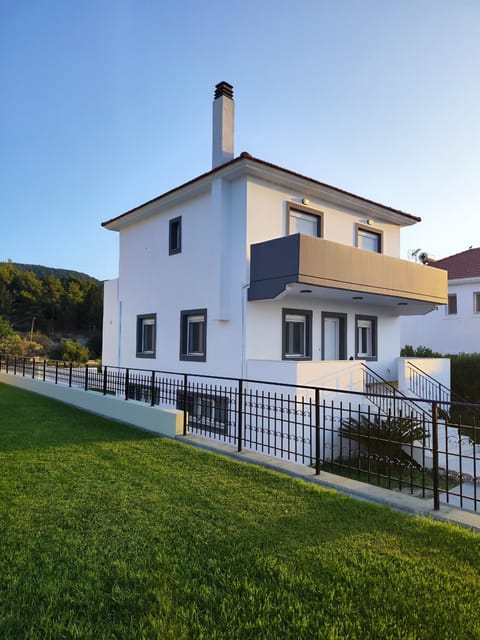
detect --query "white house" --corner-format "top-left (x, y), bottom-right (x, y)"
top-left (102, 82), bottom-right (448, 398)
top-left (401, 247), bottom-right (480, 354)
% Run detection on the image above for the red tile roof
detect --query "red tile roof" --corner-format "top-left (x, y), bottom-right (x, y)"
top-left (432, 247), bottom-right (480, 279)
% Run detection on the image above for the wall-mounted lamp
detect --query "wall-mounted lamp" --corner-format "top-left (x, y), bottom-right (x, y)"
top-left (366, 219), bottom-right (374, 225)
top-left (302, 198), bottom-right (310, 205)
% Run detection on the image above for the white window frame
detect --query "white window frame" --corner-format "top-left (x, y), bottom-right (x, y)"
top-left (474, 292), bottom-right (480, 314)
top-left (355, 315), bottom-right (377, 360)
top-left (180, 309), bottom-right (207, 362)
top-left (136, 314), bottom-right (156, 358)
top-left (282, 308), bottom-right (312, 360)
top-left (447, 294), bottom-right (457, 315)
top-left (286, 203), bottom-right (322, 238)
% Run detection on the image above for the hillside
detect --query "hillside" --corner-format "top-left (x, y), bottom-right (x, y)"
top-left (9, 262), bottom-right (99, 283)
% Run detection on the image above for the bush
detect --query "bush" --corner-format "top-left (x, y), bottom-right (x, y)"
top-left (49, 340), bottom-right (89, 363)
top-left (401, 344), bottom-right (443, 358)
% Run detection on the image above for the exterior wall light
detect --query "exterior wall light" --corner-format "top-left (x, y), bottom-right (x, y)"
top-left (302, 198), bottom-right (310, 205)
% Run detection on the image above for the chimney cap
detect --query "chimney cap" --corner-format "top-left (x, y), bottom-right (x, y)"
top-left (214, 81), bottom-right (234, 100)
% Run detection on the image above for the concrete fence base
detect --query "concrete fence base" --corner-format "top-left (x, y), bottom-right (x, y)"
top-left (0, 372), bottom-right (184, 438)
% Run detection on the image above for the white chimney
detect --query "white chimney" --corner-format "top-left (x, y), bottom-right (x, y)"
top-left (212, 81), bottom-right (234, 168)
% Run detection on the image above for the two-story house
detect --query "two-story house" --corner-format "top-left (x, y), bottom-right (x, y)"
top-left (102, 82), bottom-right (447, 399)
top-left (401, 247), bottom-right (480, 354)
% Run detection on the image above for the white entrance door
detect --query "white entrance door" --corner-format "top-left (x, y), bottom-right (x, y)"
top-left (324, 317), bottom-right (340, 360)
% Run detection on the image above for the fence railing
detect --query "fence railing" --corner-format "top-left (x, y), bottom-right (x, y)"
top-left (1, 354), bottom-right (480, 513)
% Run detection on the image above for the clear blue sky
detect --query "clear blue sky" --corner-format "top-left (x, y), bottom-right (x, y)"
top-left (1, 1), bottom-right (478, 280)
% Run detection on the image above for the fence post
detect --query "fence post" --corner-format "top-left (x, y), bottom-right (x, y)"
top-left (237, 378), bottom-right (244, 453)
top-left (103, 366), bottom-right (108, 396)
top-left (22, 357), bottom-right (26, 377)
top-left (32, 359), bottom-right (35, 379)
top-left (315, 387), bottom-right (321, 475)
top-left (69, 362), bottom-right (73, 388)
top-left (125, 368), bottom-right (130, 401)
top-left (432, 401), bottom-right (440, 511)
top-left (182, 374), bottom-right (188, 435)
top-left (84, 365), bottom-right (89, 391)
top-left (43, 359), bottom-right (46, 381)
top-left (150, 370), bottom-right (155, 407)
top-left (55, 360), bottom-right (58, 384)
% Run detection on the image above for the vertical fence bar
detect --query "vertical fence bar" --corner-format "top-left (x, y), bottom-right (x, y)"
top-left (32, 359), bottom-right (35, 379)
top-left (432, 401), bottom-right (440, 511)
top-left (69, 362), bottom-right (73, 388)
top-left (150, 370), bottom-right (155, 407)
top-left (125, 368), bottom-right (130, 401)
top-left (237, 378), bottom-right (244, 453)
top-left (315, 387), bottom-right (321, 475)
top-left (84, 365), bottom-right (89, 391)
top-left (22, 357), bottom-right (25, 377)
top-left (43, 359), bottom-right (46, 381)
top-left (103, 366), bottom-right (108, 395)
top-left (183, 374), bottom-right (188, 435)
top-left (55, 360), bottom-right (58, 384)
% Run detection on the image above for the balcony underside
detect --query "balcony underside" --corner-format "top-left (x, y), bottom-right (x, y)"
top-left (248, 234), bottom-right (448, 316)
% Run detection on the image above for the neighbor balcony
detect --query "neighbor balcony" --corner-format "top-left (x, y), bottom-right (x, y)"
top-left (248, 234), bottom-right (447, 315)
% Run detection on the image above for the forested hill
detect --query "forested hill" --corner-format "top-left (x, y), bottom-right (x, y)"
top-left (0, 261), bottom-right (103, 335)
top-left (11, 262), bottom-right (99, 283)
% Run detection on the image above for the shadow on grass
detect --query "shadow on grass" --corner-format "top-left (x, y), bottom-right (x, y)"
top-left (0, 383), bottom-right (156, 452)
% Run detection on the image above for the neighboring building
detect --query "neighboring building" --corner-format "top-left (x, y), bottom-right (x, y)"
top-left (401, 248), bottom-right (480, 354)
top-left (102, 82), bottom-right (447, 395)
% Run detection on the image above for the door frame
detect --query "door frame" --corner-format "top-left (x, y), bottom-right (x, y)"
top-left (321, 312), bottom-right (347, 360)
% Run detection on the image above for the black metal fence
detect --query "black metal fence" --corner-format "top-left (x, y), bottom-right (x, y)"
top-left (1, 354), bottom-right (479, 513)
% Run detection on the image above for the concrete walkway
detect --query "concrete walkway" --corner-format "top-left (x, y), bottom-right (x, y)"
top-left (181, 434), bottom-right (480, 533)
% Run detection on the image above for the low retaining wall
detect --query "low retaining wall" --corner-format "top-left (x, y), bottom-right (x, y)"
top-left (0, 372), bottom-right (184, 438)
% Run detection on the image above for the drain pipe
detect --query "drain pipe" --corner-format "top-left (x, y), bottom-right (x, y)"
top-left (241, 283), bottom-right (249, 379)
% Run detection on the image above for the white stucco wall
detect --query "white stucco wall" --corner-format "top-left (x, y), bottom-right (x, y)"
top-left (401, 278), bottom-right (480, 354)
top-left (244, 177), bottom-right (401, 258)
top-left (103, 169), bottom-right (409, 384)
top-left (102, 278), bottom-right (120, 367)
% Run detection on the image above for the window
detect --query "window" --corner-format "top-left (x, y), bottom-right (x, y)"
top-left (176, 390), bottom-right (228, 434)
top-left (287, 203), bottom-right (321, 237)
top-left (356, 224), bottom-right (382, 253)
top-left (355, 315), bottom-right (377, 360)
top-left (136, 314), bottom-right (156, 358)
top-left (180, 309), bottom-right (207, 361)
top-left (447, 294), bottom-right (457, 315)
top-left (282, 309), bottom-right (312, 360)
top-left (169, 217), bottom-right (182, 255)
top-left (474, 293), bottom-right (480, 314)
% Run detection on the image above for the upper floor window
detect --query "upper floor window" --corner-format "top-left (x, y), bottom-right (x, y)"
top-left (282, 308), bottom-right (312, 360)
top-left (180, 309), bottom-right (207, 362)
top-left (356, 224), bottom-right (382, 253)
top-left (287, 203), bottom-right (321, 238)
top-left (474, 292), bottom-right (480, 314)
top-left (447, 294), bottom-right (457, 315)
top-left (355, 315), bottom-right (377, 360)
top-left (136, 314), bottom-right (156, 358)
top-left (169, 217), bottom-right (182, 255)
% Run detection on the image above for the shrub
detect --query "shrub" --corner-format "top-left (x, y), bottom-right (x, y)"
top-left (49, 340), bottom-right (89, 363)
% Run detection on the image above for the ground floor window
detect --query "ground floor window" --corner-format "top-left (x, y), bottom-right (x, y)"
top-left (176, 390), bottom-right (228, 433)
top-left (355, 315), bottom-right (377, 360)
top-left (282, 309), bottom-right (312, 359)
top-left (136, 314), bottom-right (156, 358)
top-left (180, 309), bottom-right (207, 361)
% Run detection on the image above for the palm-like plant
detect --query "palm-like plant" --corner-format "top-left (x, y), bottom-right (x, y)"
top-left (339, 413), bottom-right (429, 465)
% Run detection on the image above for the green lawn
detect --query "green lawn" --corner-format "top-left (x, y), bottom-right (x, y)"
top-left (1, 383), bottom-right (479, 640)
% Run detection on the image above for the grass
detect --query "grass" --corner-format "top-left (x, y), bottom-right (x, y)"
top-left (1, 384), bottom-right (480, 639)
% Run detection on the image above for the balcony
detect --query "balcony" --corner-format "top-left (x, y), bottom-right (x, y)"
top-left (248, 234), bottom-right (447, 315)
